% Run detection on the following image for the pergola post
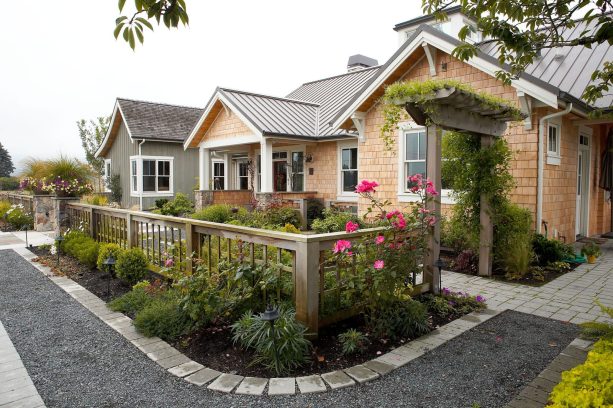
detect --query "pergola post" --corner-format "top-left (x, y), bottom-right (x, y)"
top-left (479, 135), bottom-right (494, 276)
top-left (424, 125), bottom-right (442, 294)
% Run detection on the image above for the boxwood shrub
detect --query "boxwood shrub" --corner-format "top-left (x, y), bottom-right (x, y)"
top-left (116, 248), bottom-right (148, 284)
top-left (62, 231), bottom-right (99, 268)
top-left (133, 296), bottom-right (192, 341)
top-left (96, 243), bottom-right (124, 274)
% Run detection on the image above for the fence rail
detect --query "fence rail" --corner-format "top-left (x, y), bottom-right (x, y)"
top-left (1, 192), bottom-right (34, 214)
top-left (65, 202), bottom-right (431, 334)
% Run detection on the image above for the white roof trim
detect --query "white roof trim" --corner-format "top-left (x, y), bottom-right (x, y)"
top-left (94, 100), bottom-right (133, 158)
top-left (331, 31), bottom-right (559, 130)
top-left (183, 90), bottom-right (262, 150)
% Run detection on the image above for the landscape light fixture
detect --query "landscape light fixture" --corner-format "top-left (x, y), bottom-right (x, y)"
top-left (261, 304), bottom-right (280, 373)
top-left (103, 255), bottom-right (116, 298)
top-left (434, 257), bottom-right (445, 294)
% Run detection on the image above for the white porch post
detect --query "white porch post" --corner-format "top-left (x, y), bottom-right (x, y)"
top-left (199, 147), bottom-right (210, 190)
top-left (260, 138), bottom-right (273, 193)
top-left (223, 153), bottom-right (229, 190)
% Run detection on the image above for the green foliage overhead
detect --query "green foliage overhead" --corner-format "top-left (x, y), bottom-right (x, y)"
top-left (422, 1), bottom-right (613, 111)
top-left (0, 143), bottom-right (15, 177)
top-left (115, 0), bottom-right (189, 50)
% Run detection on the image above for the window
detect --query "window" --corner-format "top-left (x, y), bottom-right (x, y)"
top-left (341, 147), bottom-right (358, 193)
top-left (237, 161), bottom-right (249, 190)
top-left (157, 161), bottom-right (170, 191)
top-left (142, 160), bottom-right (156, 192)
top-left (404, 130), bottom-right (427, 190)
top-left (548, 123), bottom-right (560, 156)
top-left (104, 159), bottom-right (112, 191)
top-left (131, 160), bottom-right (138, 192)
top-left (291, 152), bottom-right (304, 192)
top-left (272, 152), bottom-right (287, 160)
top-left (213, 161), bottom-right (225, 190)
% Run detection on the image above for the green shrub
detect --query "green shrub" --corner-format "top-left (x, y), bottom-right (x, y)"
top-left (532, 234), bottom-right (575, 266)
top-left (108, 287), bottom-right (153, 315)
top-left (108, 174), bottom-right (122, 203)
top-left (580, 300), bottom-right (613, 340)
top-left (96, 243), bottom-right (124, 273)
top-left (116, 248), bottom-right (148, 284)
top-left (3, 205), bottom-right (33, 230)
top-left (155, 198), bottom-right (169, 209)
top-left (338, 329), bottom-right (369, 355)
top-left (440, 214), bottom-right (479, 252)
top-left (83, 194), bottom-right (109, 206)
top-left (62, 231), bottom-right (99, 268)
top-left (191, 204), bottom-right (237, 223)
top-left (156, 193), bottom-right (194, 216)
top-left (422, 289), bottom-right (486, 319)
top-left (493, 202), bottom-right (533, 267)
top-left (311, 208), bottom-right (363, 233)
top-left (367, 299), bottom-right (430, 340)
top-left (0, 177), bottom-right (19, 190)
top-left (548, 338), bottom-right (613, 407)
top-left (501, 237), bottom-right (534, 280)
top-left (133, 296), bottom-right (192, 341)
top-left (306, 199), bottom-right (324, 229)
top-left (231, 307), bottom-right (312, 375)
top-left (0, 200), bottom-right (11, 217)
top-left (262, 206), bottom-right (301, 229)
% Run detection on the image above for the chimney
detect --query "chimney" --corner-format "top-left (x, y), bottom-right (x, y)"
top-left (347, 54), bottom-right (378, 72)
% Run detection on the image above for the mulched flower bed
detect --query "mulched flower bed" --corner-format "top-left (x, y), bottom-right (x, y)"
top-left (30, 245), bottom-right (481, 377)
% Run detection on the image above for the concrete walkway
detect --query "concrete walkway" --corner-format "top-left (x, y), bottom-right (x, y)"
top-left (444, 242), bottom-right (613, 325)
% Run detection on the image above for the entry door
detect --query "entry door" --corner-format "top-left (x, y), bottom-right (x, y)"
top-left (273, 161), bottom-right (287, 192)
top-left (576, 135), bottom-right (590, 237)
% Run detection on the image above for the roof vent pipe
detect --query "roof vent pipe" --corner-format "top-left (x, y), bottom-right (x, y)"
top-left (347, 54), bottom-right (378, 72)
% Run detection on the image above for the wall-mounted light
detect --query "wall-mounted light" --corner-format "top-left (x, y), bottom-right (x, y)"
top-left (305, 154), bottom-right (313, 163)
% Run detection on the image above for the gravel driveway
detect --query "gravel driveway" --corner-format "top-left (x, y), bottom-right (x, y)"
top-left (0, 249), bottom-right (579, 408)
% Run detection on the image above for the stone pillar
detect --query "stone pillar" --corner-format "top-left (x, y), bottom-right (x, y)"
top-left (260, 138), bottom-right (273, 193)
top-left (52, 197), bottom-right (80, 235)
top-left (32, 195), bottom-right (54, 232)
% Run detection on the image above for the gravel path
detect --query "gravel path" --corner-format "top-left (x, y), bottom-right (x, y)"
top-left (0, 249), bottom-right (579, 408)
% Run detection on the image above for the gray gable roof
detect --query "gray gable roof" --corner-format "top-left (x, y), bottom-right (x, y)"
top-left (480, 18), bottom-right (613, 109)
top-left (118, 98), bottom-right (204, 142)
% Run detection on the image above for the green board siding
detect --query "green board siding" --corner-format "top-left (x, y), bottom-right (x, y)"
top-left (101, 122), bottom-right (198, 209)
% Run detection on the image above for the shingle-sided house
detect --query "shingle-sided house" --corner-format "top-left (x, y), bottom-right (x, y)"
top-left (184, 9), bottom-right (612, 243)
top-left (95, 98), bottom-right (203, 210)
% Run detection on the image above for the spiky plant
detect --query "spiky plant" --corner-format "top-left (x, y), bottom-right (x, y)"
top-left (580, 300), bottom-right (613, 340)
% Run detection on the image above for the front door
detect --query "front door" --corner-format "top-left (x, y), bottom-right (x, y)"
top-left (576, 134), bottom-right (591, 237)
top-left (273, 161), bottom-right (287, 192)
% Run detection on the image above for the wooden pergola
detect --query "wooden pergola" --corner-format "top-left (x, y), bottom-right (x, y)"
top-left (392, 86), bottom-right (523, 287)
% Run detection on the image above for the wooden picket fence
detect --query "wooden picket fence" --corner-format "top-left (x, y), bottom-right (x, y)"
top-left (65, 202), bottom-right (431, 335)
top-left (1, 192), bottom-right (34, 214)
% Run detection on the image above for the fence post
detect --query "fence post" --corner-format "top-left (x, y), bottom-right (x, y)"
top-left (88, 207), bottom-right (95, 239)
top-left (424, 125), bottom-right (442, 294)
top-left (295, 239), bottom-right (320, 337)
top-left (298, 199), bottom-right (308, 230)
top-left (185, 222), bottom-right (195, 272)
top-left (126, 213), bottom-right (135, 249)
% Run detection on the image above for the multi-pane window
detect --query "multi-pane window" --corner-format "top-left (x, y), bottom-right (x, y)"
top-left (291, 152), bottom-right (304, 192)
top-left (548, 124), bottom-right (560, 156)
top-left (341, 147), bottom-right (358, 192)
top-left (404, 130), bottom-right (426, 189)
top-left (131, 160), bottom-right (137, 192)
top-left (238, 161), bottom-right (249, 190)
top-left (213, 162), bottom-right (225, 190)
top-left (142, 160), bottom-right (157, 192)
top-left (157, 161), bottom-right (170, 191)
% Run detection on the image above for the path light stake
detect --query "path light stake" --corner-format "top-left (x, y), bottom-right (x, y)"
top-left (103, 255), bottom-right (116, 298)
top-left (23, 225), bottom-right (29, 248)
top-left (261, 304), bottom-right (280, 373)
top-left (435, 258), bottom-right (444, 295)
top-left (55, 233), bottom-right (65, 269)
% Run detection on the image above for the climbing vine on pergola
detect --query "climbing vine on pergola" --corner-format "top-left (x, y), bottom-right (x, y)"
top-left (380, 79), bottom-right (524, 282)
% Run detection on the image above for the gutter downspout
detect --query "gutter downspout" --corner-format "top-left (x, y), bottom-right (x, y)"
top-left (138, 139), bottom-right (146, 211)
top-left (537, 103), bottom-right (572, 234)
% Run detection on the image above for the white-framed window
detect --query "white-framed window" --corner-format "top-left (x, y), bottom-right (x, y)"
top-left (129, 156), bottom-right (174, 196)
top-left (254, 146), bottom-right (306, 193)
top-left (547, 119), bottom-right (562, 166)
top-left (403, 129), bottom-right (427, 189)
top-left (236, 161), bottom-right (249, 190)
top-left (338, 142), bottom-right (358, 198)
top-left (213, 161), bottom-right (225, 190)
top-left (130, 159), bottom-right (138, 193)
top-left (291, 151), bottom-right (304, 192)
top-left (104, 159), bottom-right (112, 192)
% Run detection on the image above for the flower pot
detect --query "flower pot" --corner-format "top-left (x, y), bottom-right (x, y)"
top-left (587, 255), bottom-right (597, 264)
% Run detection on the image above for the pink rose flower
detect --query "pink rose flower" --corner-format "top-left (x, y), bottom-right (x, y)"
top-left (333, 239), bottom-right (352, 254)
top-left (375, 235), bottom-right (385, 245)
top-left (345, 221), bottom-right (359, 233)
top-left (374, 260), bottom-right (385, 270)
top-left (164, 258), bottom-right (174, 268)
top-left (355, 180), bottom-right (380, 194)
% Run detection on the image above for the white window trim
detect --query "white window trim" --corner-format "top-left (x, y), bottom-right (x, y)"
top-left (337, 141), bottom-right (359, 200)
top-left (212, 159), bottom-right (228, 190)
top-left (235, 159), bottom-right (250, 191)
top-left (129, 155), bottom-right (174, 197)
top-left (130, 159), bottom-right (138, 194)
top-left (396, 123), bottom-right (456, 204)
top-left (103, 159), bottom-right (112, 192)
top-left (254, 145), bottom-right (306, 193)
top-left (546, 118), bottom-right (562, 165)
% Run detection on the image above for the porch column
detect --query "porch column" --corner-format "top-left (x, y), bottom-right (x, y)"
top-left (260, 138), bottom-right (273, 193)
top-left (199, 147), bottom-right (210, 190)
top-left (223, 153), bottom-right (230, 190)
top-left (425, 125), bottom-right (442, 294)
top-left (479, 135), bottom-right (494, 276)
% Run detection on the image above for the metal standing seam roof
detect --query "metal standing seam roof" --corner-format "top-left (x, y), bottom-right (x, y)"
top-left (117, 98), bottom-right (204, 142)
top-left (480, 17), bottom-right (613, 109)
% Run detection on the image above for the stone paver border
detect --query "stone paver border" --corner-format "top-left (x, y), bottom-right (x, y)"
top-left (0, 320), bottom-right (46, 408)
top-left (504, 338), bottom-right (594, 408)
top-left (14, 246), bottom-right (502, 396)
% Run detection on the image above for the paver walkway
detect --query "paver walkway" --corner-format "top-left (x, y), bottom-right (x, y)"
top-left (444, 242), bottom-right (613, 325)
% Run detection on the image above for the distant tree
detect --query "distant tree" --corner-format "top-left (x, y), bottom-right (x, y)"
top-left (77, 117), bottom-right (110, 190)
top-left (114, 0), bottom-right (189, 50)
top-left (0, 143), bottom-right (15, 177)
top-left (422, 0), bottom-right (613, 111)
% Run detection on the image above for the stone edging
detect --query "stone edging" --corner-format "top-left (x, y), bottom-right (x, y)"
top-left (14, 247), bottom-right (502, 396)
top-left (504, 337), bottom-right (594, 408)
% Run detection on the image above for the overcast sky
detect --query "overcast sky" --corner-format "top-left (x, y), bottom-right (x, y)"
top-left (0, 1), bottom-right (421, 173)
